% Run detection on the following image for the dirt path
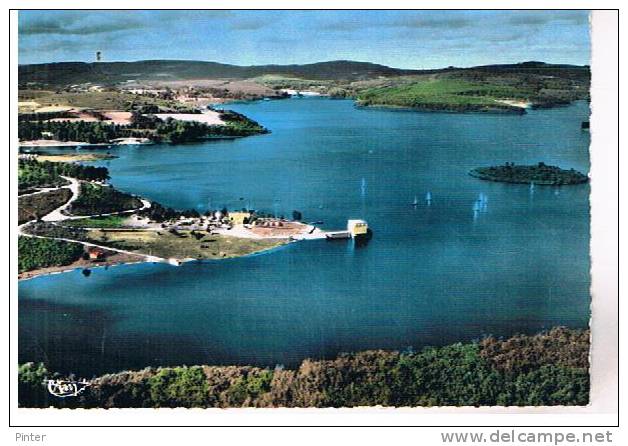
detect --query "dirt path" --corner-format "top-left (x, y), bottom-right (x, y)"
top-left (41, 176), bottom-right (80, 222)
top-left (18, 178), bottom-right (163, 263)
top-left (20, 229), bottom-right (165, 263)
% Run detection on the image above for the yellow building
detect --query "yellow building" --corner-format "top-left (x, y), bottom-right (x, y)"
top-left (229, 211), bottom-right (251, 225)
top-left (347, 219), bottom-right (368, 237)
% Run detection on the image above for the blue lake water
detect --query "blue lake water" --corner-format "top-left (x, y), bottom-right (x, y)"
top-left (19, 98), bottom-right (591, 376)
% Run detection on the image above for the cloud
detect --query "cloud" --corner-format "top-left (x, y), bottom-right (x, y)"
top-left (508, 11), bottom-right (589, 26)
top-left (20, 13), bottom-right (144, 36)
top-left (18, 30), bottom-right (130, 59)
top-left (20, 18), bottom-right (66, 35)
top-left (318, 21), bottom-right (365, 32)
top-left (20, 38), bottom-right (97, 53)
top-left (387, 16), bottom-right (471, 29)
top-left (318, 14), bottom-right (472, 32)
top-left (152, 10), bottom-right (235, 24)
top-left (481, 32), bottom-right (526, 43)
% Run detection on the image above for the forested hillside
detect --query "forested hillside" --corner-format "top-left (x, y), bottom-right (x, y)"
top-left (19, 327), bottom-right (589, 408)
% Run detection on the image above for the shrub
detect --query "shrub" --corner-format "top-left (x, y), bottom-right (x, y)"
top-left (148, 366), bottom-right (209, 408)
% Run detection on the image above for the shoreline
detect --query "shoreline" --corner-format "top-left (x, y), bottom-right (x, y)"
top-left (18, 239), bottom-right (294, 281)
top-left (18, 252), bottom-right (147, 282)
top-left (355, 102), bottom-right (526, 115)
top-left (18, 260), bottom-right (148, 282)
top-left (468, 167), bottom-right (590, 185)
top-left (18, 225), bottom-right (301, 281)
top-left (18, 327), bottom-right (589, 408)
top-left (19, 138), bottom-right (154, 148)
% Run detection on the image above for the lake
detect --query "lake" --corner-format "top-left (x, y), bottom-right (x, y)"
top-left (19, 98), bottom-right (591, 377)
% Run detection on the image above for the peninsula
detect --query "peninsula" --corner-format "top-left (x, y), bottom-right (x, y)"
top-left (18, 106), bottom-right (267, 147)
top-left (17, 158), bottom-right (327, 279)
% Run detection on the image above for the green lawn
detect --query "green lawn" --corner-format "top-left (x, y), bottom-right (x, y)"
top-left (85, 229), bottom-right (284, 260)
top-left (357, 79), bottom-right (531, 109)
top-left (62, 215), bottom-right (128, 228)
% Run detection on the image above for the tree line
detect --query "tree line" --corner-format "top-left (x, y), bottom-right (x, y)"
top-left (18, 236), bottom-right (84, 273)
top-left (18, 159), bottom-right (109, 192)
top-left (69, 183), bottom-right (142, 216)
top-left (18, 327), bottom-right (589, 408)
top-left (19, 112), bottom-right (268, 144)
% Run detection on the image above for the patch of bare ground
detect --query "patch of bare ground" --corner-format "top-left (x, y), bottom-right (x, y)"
top-left (101, 111), bottom-right (133, 125)
top-left (155, 110), bottom-right (225, 125)
top-left (18, 189), bottom-right (72, 224)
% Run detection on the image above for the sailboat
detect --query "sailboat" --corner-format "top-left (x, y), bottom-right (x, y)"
top-left (412, 195), bottom-right (418, 207)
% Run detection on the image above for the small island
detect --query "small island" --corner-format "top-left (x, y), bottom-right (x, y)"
top-left (469, 162), bottom-right (589, 185)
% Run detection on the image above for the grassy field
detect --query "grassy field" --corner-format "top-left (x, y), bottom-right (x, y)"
top-left (62, 215), bottom-right (128, 228)
top-left (262, 67), bottom-right (588, 112)
top-left (259, 75), bottom-right (536, 111)
top-left (356, 79), bottom-right (531, 111)
top-left (86, 229), bottom-right (285, 260)
top-left (35, 153), bottom-right (118, 163)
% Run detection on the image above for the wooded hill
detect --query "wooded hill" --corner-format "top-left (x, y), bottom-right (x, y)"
top-left (19, 327), bottom-right (589, 408)
top-left (19, 59), bottom-right (589, 86)
top-left (19, 60), bottom-right (420, 86)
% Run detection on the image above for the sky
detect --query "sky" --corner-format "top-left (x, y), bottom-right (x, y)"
top-left (18, 10), bottom-right (591, 68)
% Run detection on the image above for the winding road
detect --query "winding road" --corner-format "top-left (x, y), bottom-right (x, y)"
top-left (19, 178), bottom-right (164, 263)
top-left (41, 176), bottom-right (80, 222)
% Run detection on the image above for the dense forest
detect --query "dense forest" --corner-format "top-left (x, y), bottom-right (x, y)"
top-left (19, 327), bottom-right (589, 408)
top-left (68, 183), bottom-right (142, 216)
top-left (18, 236), bottom-right (84, 273)
top-left (470, 162), bottom-right (589, 185)
top-left (138, 200), bottom-right (201, 222)
top-left (18, 159), bottom-right (109, 193)
top-left (19, 120), bottom-right (128, 144)
top-left (217, 110), bottom-right (268, 135)
top-left (18, 111), bottom-right (268, 144)
top-left (17, 111), bottom-right (75, 121)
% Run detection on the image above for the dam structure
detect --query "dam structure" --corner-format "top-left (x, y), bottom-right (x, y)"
top-left (324, 219), bottom-right (369, 240)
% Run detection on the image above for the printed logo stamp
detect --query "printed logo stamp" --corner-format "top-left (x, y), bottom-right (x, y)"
top-left (47, 379), bottom-right (90, 398)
